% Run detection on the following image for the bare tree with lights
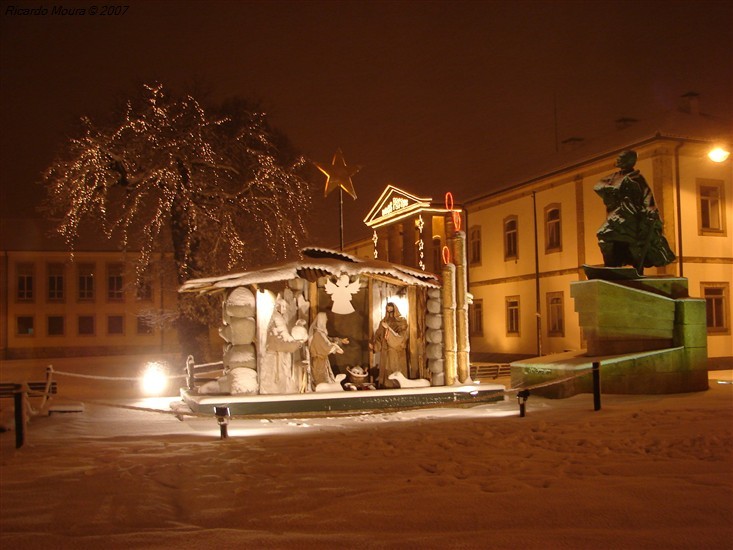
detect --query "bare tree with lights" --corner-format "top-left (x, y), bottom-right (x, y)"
top-left (42, 83), bottom-right (313, 357)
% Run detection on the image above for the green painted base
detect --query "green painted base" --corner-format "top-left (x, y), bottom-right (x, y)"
top-left (564, 277), bottom-right (707, 396)
top-left (571, 279), bottom-right (677, 356)
top-left (511, 349), bottom-right (709, 398)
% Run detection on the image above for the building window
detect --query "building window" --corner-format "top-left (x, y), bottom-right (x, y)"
top-left (504, 216), bottom-right (518, 260)
top-left (78, 263), bottom-right (95, 301)
top-left (697, 180), bottom-right (726, 235)
top-left (108, 315), bottom-right (125, 335)
top-left (47, 316), bottom-right (65, 336)
top-left (17, 316), bottom-right (34, 336)
top-left (547, 291), bottom-right (565, 337)
top-left (135, 266), bottom-right (154, 301)
top-left (78, 315), bottom-right (95, 336)
top-left (137, 316), bottom-right (154, 335)
top-left (136, 280), bottom-right (153, 301)
top-left (107, 263), bottom-right (125, 301)
top-left (469, 226), bottom-right (481, 265)
top-left (545, 204), bottom-right (562, 252)
top-left (16, 263), bottom-right (34, 301)
top-left (469, 299), bottom-right (483, 336)
top-left (506, 296), bottom-right (520, 336)
top-left (48, 263), bottom-right (65, 301)
top-left (702, 283), bottom-right (729, 334)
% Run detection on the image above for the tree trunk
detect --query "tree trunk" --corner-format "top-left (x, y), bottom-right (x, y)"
top-left (175, 315), bottom-right (210, 361)
top-left (171, 172), bottom-right (210, 361)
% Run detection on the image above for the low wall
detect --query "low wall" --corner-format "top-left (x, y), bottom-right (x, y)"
top-left (511, 348), bottom-right (709, 399)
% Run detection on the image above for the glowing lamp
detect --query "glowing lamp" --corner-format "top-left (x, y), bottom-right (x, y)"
top-left (141, 362), bottom-right (168, 396)
top-left (707, 147), bottom-right (730, 163)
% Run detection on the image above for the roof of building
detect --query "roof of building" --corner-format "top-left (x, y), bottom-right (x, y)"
top-left (465, 107), bottom-right (732, 205)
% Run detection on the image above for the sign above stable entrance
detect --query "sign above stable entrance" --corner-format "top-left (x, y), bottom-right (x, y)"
top-left (364, 185), bottom-right (453, 229)
top-left (382, 196), bottom-right (409, 217)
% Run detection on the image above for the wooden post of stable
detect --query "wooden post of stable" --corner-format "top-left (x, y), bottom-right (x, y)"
top-left (453, 230), bottom-right (470, 384)
top-left (186, 355), bottom-right (196, 391)
top-left (442, 263), bottom-right (457, 386)
top-left (408, 285), bottom-right (419, 379)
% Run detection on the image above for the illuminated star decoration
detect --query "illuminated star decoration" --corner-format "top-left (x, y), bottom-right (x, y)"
top-left (316, 149), bottom-right (359, 199)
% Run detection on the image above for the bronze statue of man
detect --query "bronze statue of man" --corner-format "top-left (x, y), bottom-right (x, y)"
top-left (594, 150), bottom-right (675, 274)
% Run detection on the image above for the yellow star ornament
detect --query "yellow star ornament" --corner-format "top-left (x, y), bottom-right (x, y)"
top-left (316, 149), bottom-right (359, 199)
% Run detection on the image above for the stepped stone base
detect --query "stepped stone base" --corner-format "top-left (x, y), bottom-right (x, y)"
top-left (510, 348), bottom-right (708, 398)
top-left (511, 277), bottom-right (708, 397)
top-left (571, 278), bottom-right (679, 356)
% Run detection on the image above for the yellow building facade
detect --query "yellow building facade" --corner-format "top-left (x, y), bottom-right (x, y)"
top-left (1, 247), bottom-right (179, 360)
top-left (465, 132), bottom-right (732, 365)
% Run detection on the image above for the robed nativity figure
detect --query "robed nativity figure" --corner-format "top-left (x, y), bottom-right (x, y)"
top-left (370, 302), bottom-right (408, 389)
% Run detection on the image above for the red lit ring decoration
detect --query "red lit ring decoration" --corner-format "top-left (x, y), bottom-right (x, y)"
top-left (444, 191), bottom-right (462, 231)
top-left (442, 245), bottom-right (451, 265)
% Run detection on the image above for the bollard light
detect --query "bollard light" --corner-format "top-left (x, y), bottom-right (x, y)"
top-left (517, 389), bottom-right (530, 418)
top-left (215, 406), bottom-right (230, 439)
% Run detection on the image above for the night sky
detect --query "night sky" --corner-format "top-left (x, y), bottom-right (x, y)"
top-left (1, 0), bottom-right (731, 247)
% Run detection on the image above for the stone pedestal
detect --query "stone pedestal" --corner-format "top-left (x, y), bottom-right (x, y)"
top-left (570, 279), bottom-right (678, 356)
top-left (511, 277), bottom-right (708, 396)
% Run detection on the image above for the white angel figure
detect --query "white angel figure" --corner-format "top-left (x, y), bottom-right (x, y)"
top-left (325, 274), bottom-right (361, 314)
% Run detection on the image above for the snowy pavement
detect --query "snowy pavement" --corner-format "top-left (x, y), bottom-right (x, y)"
top-left (0, 372), bottom-right (731, 549)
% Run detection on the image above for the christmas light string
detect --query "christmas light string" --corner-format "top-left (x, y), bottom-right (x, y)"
top-left (43, 82), bottom-right (312, 288)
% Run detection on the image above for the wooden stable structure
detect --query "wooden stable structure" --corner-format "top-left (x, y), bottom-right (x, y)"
top-left (177, 244), bottom-right (496, 415)
top-left (180, 248), bottom-right (440, 380)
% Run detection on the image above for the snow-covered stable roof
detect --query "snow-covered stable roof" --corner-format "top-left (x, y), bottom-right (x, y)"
top-left (179, 247), bottom-right (440, 294)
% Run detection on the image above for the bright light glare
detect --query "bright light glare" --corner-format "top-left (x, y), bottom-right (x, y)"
top-left (141, 362), bottom-right (168, 396)
top-left (708, 147), bottom-right (730, 163)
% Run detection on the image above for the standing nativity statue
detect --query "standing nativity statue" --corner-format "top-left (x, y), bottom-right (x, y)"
top-left (307, 312), bottom-right (349, 389)
top-left (370, 302), bottom-right (409, 389)
top-left (260, 294), bottom-right (307, 394)
top-left (594, 150), bottom-right (675, 274)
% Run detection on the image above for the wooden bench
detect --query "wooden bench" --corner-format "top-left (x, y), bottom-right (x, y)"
top-left (185, 356), bottom-right (225, 391)
top-left (470, 363), bottom-right (512, 380)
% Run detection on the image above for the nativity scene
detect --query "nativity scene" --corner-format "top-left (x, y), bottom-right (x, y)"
top-left (178, 242), bottom-right (503, 415)
top-left (176, 149), bottom-right (502, 414)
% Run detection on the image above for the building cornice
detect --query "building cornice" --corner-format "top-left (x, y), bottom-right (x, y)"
top-left (465, 132), bottom-right (730, 208)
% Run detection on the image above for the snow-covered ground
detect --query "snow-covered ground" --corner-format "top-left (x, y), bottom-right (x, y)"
top-left (1, 372), bottom-right (731, 549)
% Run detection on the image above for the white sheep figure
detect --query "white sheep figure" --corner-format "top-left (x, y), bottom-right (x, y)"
top-left (388, 371), bottom-right (430, 388)
top-left (315, 373), bottom-right (347, 393)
